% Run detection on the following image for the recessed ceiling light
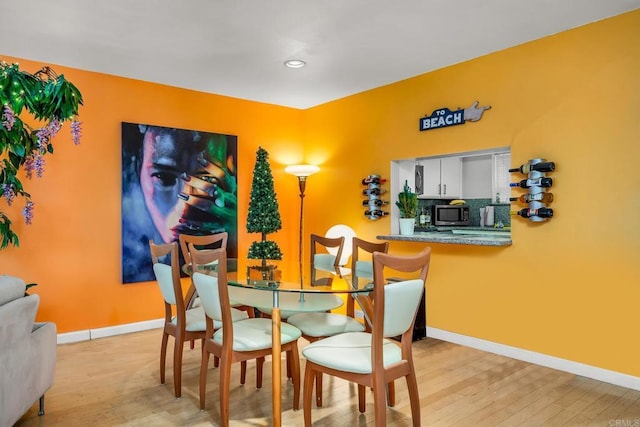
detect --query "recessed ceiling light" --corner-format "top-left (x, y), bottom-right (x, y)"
top-left (284, 59), bottom-right (306, 69)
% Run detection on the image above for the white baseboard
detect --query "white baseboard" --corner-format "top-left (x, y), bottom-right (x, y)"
top-left (427, 326), bottom-right (640, 392)
top-left (57, 330), bottom-right (91, 344)
top-left (57, 318), bottom-right (163, 344)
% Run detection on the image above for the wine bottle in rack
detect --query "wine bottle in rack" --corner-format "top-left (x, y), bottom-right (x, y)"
top-left (362, 188), bottom-right (387, 196)
top-left (509, 177), bottom-right (553, 188)
top-left (509, 192), bottom-right (554, 204)
top-left (361, 176), bottom-right (387, 185)
top-left (510, 207), bottom-right (554, 218)
top-left (509, 161), bottom-right (555, 174)
top-left (362, 199), bottom-right (389, 206)
top-left (364, 209), bottom-right (389, 218)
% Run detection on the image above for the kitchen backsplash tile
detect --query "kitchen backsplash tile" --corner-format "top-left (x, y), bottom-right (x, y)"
top-left (417, 198), bottom-right (511, 227)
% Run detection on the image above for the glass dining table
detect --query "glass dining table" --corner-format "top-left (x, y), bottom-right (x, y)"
top-left (192, 259), bottom-right (374, 427)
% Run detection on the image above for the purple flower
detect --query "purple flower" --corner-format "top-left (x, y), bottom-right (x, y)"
top-left (2, 183), bottom-right (16, 206)
top-left (1, 104), bottom-right (15, 131)
top-left (33, 154), bottom-right (45, 178)
top-left (22, 201), bottom-right (35, 225)
top-left (24, 155), bottom-right (34, 179)
top-left (71, 120), bottom-right (82, 145)
top-left (47, 118), bottom-right (62, 139)
top-left (36, 127), bottom-right (50, 150)
top-left (24, 152), bottom-right (45, 179)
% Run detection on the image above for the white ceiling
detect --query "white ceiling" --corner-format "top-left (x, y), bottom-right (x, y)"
top-left (1, 0), bottom-right (638, 109)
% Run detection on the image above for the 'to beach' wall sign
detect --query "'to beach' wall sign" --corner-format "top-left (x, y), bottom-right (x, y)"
top-left (419, 101), bottom-right (491, 131)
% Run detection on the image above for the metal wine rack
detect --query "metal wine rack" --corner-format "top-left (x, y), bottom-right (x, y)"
top-left (511, 158), bottom-right (555, 222)
top-left (362, 174), bottom-right (388, 220)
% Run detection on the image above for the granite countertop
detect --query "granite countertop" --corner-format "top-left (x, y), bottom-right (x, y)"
top-left (377, 227), bottom-right (512, 247)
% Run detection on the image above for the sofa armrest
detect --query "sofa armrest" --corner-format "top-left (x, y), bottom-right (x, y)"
top-left (0, 296), bottom-right (57, 427)
top-left (30, 321), bottom-right (57, 399)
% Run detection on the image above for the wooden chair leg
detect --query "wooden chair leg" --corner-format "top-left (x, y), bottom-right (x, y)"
top-left (160, 333), bottom-right (169, 384)
top-left (256, 357), bottom-right (265, 389)
top-left (406, 372), bottom-right (421, 426)
top-left (358, 384), bottom-right (366, 412)
top-left (288, 346), bottom-right (301, 410)
top-left (303, 362), bottom-right (315, 427)
top-left (214, 355), bottom-right (219, 367)
top-left (199, 348), bottom-right (210, 410)
top-left (387, 380), bottom-right (396, 406)
top-left (315, 372), bottom-right (323, 407)
top-left (173, 337), bottom-right (184, 398)
top-left (373, 377), bottom-right (387, 427)
top-left (240, 360), bottom-right (247, 384)
top-left (190, 339), bottom-right (195, 349)
top-left (220, 357), bottom-right (233, 427)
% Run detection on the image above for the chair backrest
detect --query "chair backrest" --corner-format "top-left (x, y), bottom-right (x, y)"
top-left (311, 234), bottom-right (344, 268)
top-left (351, 237), bottom-right (389, 279)
top-left (371, 247), bottom-right (431, 348)
top-left (189, 245), bottom-right (232, 338)
top-left (324, 224), bottom-right (357, 266)
top-left (149, 241), bottom-right (185, 320)
top-left (179, 232), bottom-right (229, 267)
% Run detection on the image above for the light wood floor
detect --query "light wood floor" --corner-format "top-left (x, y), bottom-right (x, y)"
top-left (15, 329), bottom-right (640, 427)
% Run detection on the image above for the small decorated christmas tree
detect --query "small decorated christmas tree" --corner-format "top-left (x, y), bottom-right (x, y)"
top-left (247, 147), bottom-right (283, 271)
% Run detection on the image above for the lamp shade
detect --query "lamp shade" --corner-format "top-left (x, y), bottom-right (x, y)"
top-left (285, 164), bottom-right (320, 177)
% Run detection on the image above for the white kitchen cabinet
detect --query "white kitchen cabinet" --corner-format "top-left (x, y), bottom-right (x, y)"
top-left (420, 157), bottom-right (461, 198)
top-left (461, 154), bottom-right (492, 198)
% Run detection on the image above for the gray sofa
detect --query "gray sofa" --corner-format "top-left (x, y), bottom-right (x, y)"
top-left (0, 275), bottom-right (56, 427)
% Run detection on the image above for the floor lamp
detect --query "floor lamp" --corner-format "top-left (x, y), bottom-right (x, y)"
top-left (285, 164), bottom-right (320, 291)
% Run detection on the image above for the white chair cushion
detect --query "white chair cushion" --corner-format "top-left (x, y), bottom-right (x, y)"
top-left (302, 332), bottom-right (401, 374)
top-left (153, 263), bottom-right (177, 305)
top-left (383, 279), bottom-right (424, 337)
top-left (212, 318), bottom-right (302, 351)
top-left (287, 313), bottom-right (365, 337)
top-left (173, 305), bottom-right (248, 331)
top-left (314, 253), bottom-right (337, 269)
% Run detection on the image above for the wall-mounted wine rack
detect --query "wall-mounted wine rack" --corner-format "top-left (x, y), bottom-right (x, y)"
top-left (362, 174), bottom-right (388, 220)
top-left (509, 158), bottom-right (555, 222)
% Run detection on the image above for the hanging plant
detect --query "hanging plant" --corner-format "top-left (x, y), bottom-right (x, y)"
top-left (0, 60), bottom-right (83, 249)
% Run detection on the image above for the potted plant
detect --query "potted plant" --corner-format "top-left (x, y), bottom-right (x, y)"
top-left (396, 180), bottom-right (418, 235)
top-left (246, 147), bottom-right (283, 284)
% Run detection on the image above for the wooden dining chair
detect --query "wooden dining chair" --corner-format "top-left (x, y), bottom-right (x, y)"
top-left (190, 245), bottom-right (302, 425)
top-left (310, 234), bottom-right (344, 269)
top-left (324, 224), bottom-right (357, 267)
top-left (148, 240), bottom-right (208, 398)
top-left (178, 232), bottom-right (228, 307)
top-left (288, 236), bottom-right (389, 407)
top-left (301, 247), bottom-right (431, 427)
top-left (179, 232), bottom-right (254, 333)
top-left (348, 237), bottom-right (390, 325)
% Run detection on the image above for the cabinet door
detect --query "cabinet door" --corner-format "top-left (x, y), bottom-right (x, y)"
top-left (461, 155), bottom-right (492, 198)
top-left (440, 157), bottom-right (461, 198)
top-left (422, 158), bottom-right (442, 197)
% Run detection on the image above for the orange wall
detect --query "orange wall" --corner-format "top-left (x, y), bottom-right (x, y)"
top-left (1, 10), bottom-right (639, 378)
top-left (0, 57), bottom-right (306, 332)
top-left (303, 10), bottom-right (640, 378)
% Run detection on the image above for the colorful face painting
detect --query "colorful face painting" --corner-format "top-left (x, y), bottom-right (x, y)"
top-left (121, 122), bottom-right (237, 283)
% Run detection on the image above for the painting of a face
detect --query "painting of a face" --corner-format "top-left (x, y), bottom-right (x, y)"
top-left (121, 123), bottom-right (237, 283)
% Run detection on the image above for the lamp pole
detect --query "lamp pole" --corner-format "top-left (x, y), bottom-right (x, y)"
top-left (285, 164), bottom-right (320, 292)
top-left (295, 176), bottom-right (307, 288)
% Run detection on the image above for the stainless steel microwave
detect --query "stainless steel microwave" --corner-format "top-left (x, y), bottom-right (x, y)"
top-left (433, 205), bottom-right (470, 226)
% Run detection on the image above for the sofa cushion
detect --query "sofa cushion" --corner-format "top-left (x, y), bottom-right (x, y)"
top-left (0, 275), bottom-right (26, 306)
